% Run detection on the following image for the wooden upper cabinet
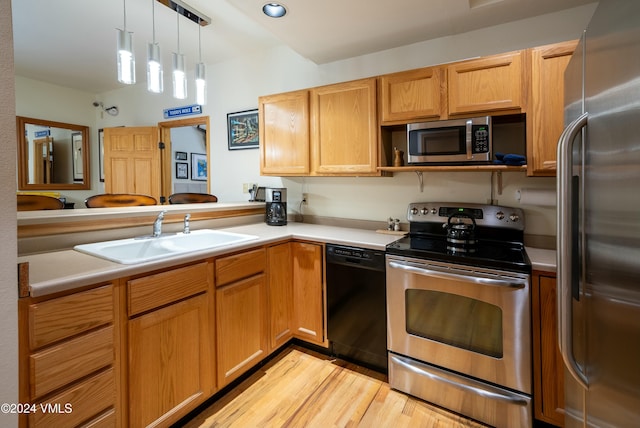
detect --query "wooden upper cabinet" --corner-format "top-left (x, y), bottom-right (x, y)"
top-left (528, 40), bottom-right (578, 176)
top-left (447, 51), bottom-right (525, 116)
top-left (259, 89), bottom-right (310, 176)
top-left (310, 78), bottom-right (379, 175)
top-left (380, 67), bottom-right (444, 124)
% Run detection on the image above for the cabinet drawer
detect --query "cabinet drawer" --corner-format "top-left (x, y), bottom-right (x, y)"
top-left (128, 262), bottom-right (210, 316)
top-left (29, 285), bottom-right (113, 350)
top-left (30, 326), bottom-right (114, 400)
top-left (29, 368), bottom-right (115, 427)
top-left (215, 248), bottom-right (266, 287)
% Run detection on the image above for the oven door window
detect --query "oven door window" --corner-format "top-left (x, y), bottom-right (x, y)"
top-left (405, 289), bottom-right (503, 358)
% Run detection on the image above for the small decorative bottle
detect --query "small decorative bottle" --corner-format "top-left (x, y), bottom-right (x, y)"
top-left (393, 147), bottom-right (405, 167)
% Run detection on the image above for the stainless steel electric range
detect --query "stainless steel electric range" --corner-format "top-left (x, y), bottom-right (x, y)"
top-left (386, 202), bottom-right (532, 428)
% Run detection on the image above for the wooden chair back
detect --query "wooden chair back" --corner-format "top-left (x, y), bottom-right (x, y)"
top-left (168, 193), bottom-right (218, 204)
top-left (17, 194), bottom-right (65, 211)
top-left (84, 194), bottom-right (158, 208)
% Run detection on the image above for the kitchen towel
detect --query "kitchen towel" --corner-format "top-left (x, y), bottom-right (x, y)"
top-left (517, 188), bottom-right (556, 207)
top-left (493, 153), bottom-right (527, 166)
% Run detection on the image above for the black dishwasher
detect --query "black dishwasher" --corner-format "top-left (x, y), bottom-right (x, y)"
top-left (326, 244), bottom-right (387, 372)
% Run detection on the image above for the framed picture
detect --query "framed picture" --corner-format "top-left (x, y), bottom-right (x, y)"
top-left (98, 128), bottom-right (104, 182)
top-left (175, 162), bottom-right (188, 179)
top-left (227, 109), bottom-right (259, 150)
top-left (175, 151), bottom-right (188, 161)
top-left (191, 153), bottom-right (207, 181)
top-left (72, 132), bottom-right (84, 181)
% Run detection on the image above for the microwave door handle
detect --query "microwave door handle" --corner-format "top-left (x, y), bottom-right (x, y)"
top-left (557, 111), bottom-right (589, 389)
top-left (465, 120), bottom-right (473, 160)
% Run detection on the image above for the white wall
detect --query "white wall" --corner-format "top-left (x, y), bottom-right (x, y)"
top-left (1, 0), bottom-right (19, 425)
top-left (170, 126), bottom-right (208, 193)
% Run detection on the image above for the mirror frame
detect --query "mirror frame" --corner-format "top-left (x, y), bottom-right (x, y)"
top-left (17, 116), bottom-right (91, 190)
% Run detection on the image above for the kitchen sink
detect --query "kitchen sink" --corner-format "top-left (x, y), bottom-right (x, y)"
top-left (74, 229), bottom-right (259, 264)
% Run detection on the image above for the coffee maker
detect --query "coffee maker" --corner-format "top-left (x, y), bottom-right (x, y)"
top-left (265, 188), bottom-right (287, 226)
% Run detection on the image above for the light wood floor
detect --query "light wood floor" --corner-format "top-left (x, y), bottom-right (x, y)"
top-left (180, 345), bottom-right (484, 428)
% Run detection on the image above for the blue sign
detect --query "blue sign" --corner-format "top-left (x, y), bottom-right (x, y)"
top-left (163, 104), bottom-right (202, 119)
top-left (34, 130), bottom-right (50, 138)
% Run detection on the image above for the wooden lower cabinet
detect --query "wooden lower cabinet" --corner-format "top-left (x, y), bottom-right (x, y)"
top-left (267, 242), bottom-right (294, 351)
top-left (292, 242), bottom-right (325, 345)
top-left (19, 240), bottom-right (328, 427)
top-left (532, 271), bottom-right (565, 427)
top-left (18, 284), bottom-right (120, 428)
top-left (126, 262), bottom-right (215, 428)
top-left (216, 274), bottom-right (268, 387)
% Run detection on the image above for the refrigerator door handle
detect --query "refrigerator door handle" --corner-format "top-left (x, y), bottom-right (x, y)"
top-left (557, 111), bottom-right (589, 389)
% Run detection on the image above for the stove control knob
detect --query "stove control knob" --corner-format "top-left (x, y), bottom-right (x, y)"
top-left (496, 211), bottom-right (505, 220)
top-left (509, 213), bottom-right (520, 222)
top-left (431, 208), bottom-right (437, 215)
top-left (420, 208), bottom-right (429, 215)
top-left (410, 207), bottom-right (419, 215)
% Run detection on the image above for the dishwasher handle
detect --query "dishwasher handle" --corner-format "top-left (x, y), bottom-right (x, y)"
top-left (388, 260), bottom-right (527, 289)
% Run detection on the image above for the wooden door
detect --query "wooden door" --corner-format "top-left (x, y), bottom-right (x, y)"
top-left (216, 274), bottom-right (268, 386)
top-left (380, 66), bottom-right (444, 124)
top-left (128, 293), bottom-right (213, 428)
top-left (267, 242), bottom-right (294, 351)
top-left (103, 127), bottom-right (161, 201)
top-left (310, 78), bottom-right (379, 175)
top-left (447, 51), bottom-right (525, 116)
top-left (528, 40), bottom-right (578, 176)
top-left (292, 242), bottom-right (325, 345)
top-left (33, 137), bottom-right (53, 184)
top-left (259, 89), bottom-right (310, 175)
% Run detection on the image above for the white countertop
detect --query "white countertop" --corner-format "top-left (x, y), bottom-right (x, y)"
top-left (20, 221), bottom-right (557, 297)
top-left (20, 222), bottom-right (404, 297)
top-left (526, 247), bottom-right (557, 273)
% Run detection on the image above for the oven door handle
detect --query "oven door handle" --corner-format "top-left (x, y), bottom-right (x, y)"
top-left (388, 260), bottom-right (526, 289)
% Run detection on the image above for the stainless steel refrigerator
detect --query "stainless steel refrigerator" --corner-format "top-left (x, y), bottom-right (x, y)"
top-left (557, 0), bottom-right (640, 426)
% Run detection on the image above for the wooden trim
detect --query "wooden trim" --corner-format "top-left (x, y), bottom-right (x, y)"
top-left (378, 165), bottom-right (527, 172)
top-left (18, 262), bottom-right (30, 298)
top-left (17, 206), bottom-right (264, 238)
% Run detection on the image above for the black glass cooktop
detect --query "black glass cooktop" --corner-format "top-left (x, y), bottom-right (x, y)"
top-left (386, 234), bottom-right (531, 273)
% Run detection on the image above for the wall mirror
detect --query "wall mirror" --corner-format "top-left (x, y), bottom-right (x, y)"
top-left (17, 116), bottom-right (91, 190)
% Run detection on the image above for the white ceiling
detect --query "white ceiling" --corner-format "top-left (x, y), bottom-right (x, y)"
top-left (11, 0), bottom-right (595, 94)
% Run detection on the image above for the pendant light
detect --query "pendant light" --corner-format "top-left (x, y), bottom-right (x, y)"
top-left (195, 24), bottom-right (206, 105)
top-left (172, 10), bottom-right (187, 99)
top-left (147, 0), bottom-right (163, 93)
top-left (117, 0), bottom-right (136, 85)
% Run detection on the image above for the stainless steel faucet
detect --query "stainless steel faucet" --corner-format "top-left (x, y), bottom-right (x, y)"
top-left (153, 210), bottom-right (167, 237)
top-left (183, 213), bottom-right (191, 234)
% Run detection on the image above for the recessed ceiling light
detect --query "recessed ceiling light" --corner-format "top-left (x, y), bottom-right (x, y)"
top-left (263, 3), bottom-right (287, 18)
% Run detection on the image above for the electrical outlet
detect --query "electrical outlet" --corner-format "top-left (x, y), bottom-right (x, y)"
top-left (302, 193), bottom-right (308, 205)
top-left (243, 183), bottom-right (249, 193)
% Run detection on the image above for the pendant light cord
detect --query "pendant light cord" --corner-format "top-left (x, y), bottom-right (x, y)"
top-left (123, 0), bottom-right (127, 31)
top-left (176, 10), bottom-right (181, 54)
top-left (151, 0), bottom-right (156, 43)
top-left (198, 25), bottom-right (202, 62)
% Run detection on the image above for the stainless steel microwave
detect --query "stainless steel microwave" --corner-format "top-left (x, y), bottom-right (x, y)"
top-left (407, 116), bottom-right (492, 164)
